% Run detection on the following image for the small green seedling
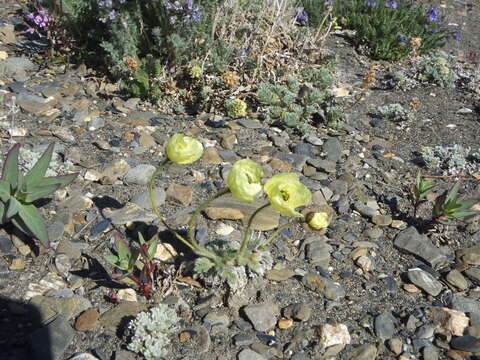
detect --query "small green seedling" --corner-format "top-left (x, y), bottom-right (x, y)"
top-left (432, 183), bottom-right (476, 224)
top-left (412, 172), bottom-right (436, 215)
top-left (105, 233), bottom-right (159, 298)
top-left (0, 143), bottom-right (77, 248)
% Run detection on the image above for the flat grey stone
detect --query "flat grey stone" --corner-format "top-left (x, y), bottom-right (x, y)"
top-left (305, 237), bottom-right (332, 268)
top-left (237, 119), bottom-right (263, 129)
top-left (29, 316), bottom-right (75, 360)
top-left (237, 349), bottom-right (266, 360)
top-left (394, 227), bottom-right (453, 269)
top-left (130, 188), bottom-right (166, 210)
top-left (323, 137), bottom-right (343, 162)
top-left (103, 203), bottom-right (157, 225)
top-left (348, 344), bottom-right (377, 360)
top-left (123, 164), bottom-right (156, 185)
top-left (450, 335), bottom-right (480, 352)
top-left (407, 268), bottom-right (443, 296)
top-left (450, 295), bottom-right (480, 316)
top-left (375, 312), bottom-right (396, 340)
top-left (307, 158), bottom-right (336, 173)
top-left (243, 303), bottom-right (279, 332)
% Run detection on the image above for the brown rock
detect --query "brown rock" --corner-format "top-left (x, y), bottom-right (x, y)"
top-left (278, 318), bottom-right (294, 329)
top-left (202, 147), bottom-right (222, 164)
top-left (204, 207), bottom-right (244, 220)
top-left (166, 183), bottom-right (193, 205)
top-left (100, 159), bottom-right (131, 185)
top-left (430, 307), bottom-right (469, 336)
top-left (219, 133), bottom-right (237, 150)
top-left (9, 258), bottom-right (25, 271)
top-left (75, 309), bottom-right (99, 331)
top-left (265, 269), bottom-right (295, 281)
top-left (139, 133), bottom-right (156, 147)
top-left (0, 24), bottom-right (15, 44)
top-left (269, 159), bottom-right (292, 172)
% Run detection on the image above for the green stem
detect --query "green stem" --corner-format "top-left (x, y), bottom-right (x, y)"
top-left (148, 159), bottom-right (217, 260)
top-left (239, 203), bottom-right (270, 256)
top-left (260, 218), bottom-right (305, 250)
top-left (187, 188), bottom-right (229, 246)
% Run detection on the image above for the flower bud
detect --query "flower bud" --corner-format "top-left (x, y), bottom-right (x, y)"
top-left (306, 212), bottom-right (330, 230)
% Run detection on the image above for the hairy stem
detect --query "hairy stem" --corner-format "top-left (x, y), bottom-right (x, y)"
top-left (238, 203), bottom-right (270, 256)
top-left (187, 188), bottom-right (229, 246)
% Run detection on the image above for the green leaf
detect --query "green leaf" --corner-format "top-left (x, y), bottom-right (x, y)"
top-left (116, 238), bottom-right (131, 260)
top-left (24, 143), bottom-right (54, 187)
top-left (147, 236), bottom-right (158, 260)
top-left (23, 184), bottom-right (62, 203)
top-left (13, 204), bottom-right (49, 247)
top-left (6, 197), bottom-right (21, 219)
top-left (2, 143), bottom-right (20, 191)
top-left (0, 179), bottom-right (10, 202)
top-left (104, 254), bottom-right (119, 266)
top-left (194, 257), bottom-right (214, 274)
top-left (36, 173), bottom-right (78, 187)
top-left (0, 201), bottom-right (5, 223)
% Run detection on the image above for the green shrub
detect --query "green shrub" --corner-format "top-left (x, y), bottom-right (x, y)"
top-left (331, 0), bottom-right (451, 60)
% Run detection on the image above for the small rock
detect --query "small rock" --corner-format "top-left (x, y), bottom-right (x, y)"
top-left (278, 318), bottom-right (294, 329)
top-left (205, 207), bottom-right (244, 220)
top-left (395, 227), bottom-right (453, 269)
top-left (305, 237), bottom-right (332, 268)
top-left (450, 336), bottom-right (480, 352)
top-left (323, 138), bottom-right (343, 163)
top-left (9, 258), bottom-right (25, 271)
top-left (388, 337), bottom-right (403, 355)
top-left (265, 269), bottom-right (295, 281)
top-left (117, 288), bottom-right (137, 302)
top-left (29, 315), bottom-right (75, 360)
top-left (124, 164), bottom-right (156, 185)
top-left (99, 302), bottom-right (148, 334)
top-left (423, 346), bottom-right (439, 360)
top-left (202, 147), bottom-right (223, 164)
top-left (348, 344), bottom-right (377, 360)
top-left (302, 273), bottom-right (345, 301)
top-left (138, 133), bottom-right (156, 147)
top-left (54, 254), bottom-right (71, 278)
top-left (375, 312), bottom-right (396, 340)
top-left (429, 307), bottom-right (469, 336)
top-left (283, 303), bottom-right (312, 322)
top-left (100, 159), bottom-right (130, 185)
top-left (237, 349), bottom-right (266, 360)
top-left (166, 183), bottom-right (193, 206)
top-left (407, 268), bottom-right (443, 296)
top-left (154, 242), bottom-right (178, 262)
top-left (451, 295), bottom-right (480, 316)
top-left (131, 188), bottom-right (166, 210)
top-left (243, 303), bottom-right (280, 332)
top-left (203, 311), bottom-right (230, 334)
top-left (103, 203), bottom-right (157, 225)
top-left (372, 214), bottom-right (392, 226)
top-left (446, 269), bottom-right (469, 290)
top-left (75, 309), bottom-right (99, 331)
top-left (319, 323), bottom-right (350, 348)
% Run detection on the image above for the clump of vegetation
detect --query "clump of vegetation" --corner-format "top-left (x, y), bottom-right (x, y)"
top-left (415, 53), bottom-right (456, 87)
top-left (411, 173), bottom-right (477, 225)
top-left (256, 69), bottom-right (341, 133)
top-left (420, 145), bottom-right (471, 175)
top-left (331, 0), bottom-right (455, 60)
top-left (127, 304), bottom-right (179, 360)
top-left (376, 103), bottom-right (412, 122)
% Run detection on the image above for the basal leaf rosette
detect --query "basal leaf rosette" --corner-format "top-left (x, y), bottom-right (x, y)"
top-left (166, 134), bottom-right (203, 164)
top-left (264, 173), bottom-right (312, 217)
top-left (227, 159), bottom-right (264, 203)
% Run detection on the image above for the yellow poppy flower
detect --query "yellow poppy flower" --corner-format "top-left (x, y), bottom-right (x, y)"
top-left (165, 134), bottom-right (203, 164)
top-left (306, 212), bottom-right (330, 230)
top-left (227, 159), bottom-right (264, 202)
top-left (264, 173), bottom-right (311, 217)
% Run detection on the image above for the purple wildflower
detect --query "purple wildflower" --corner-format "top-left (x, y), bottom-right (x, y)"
top-left (385, 1), bottom-right (397, 8)
top-left (398, 35), bottom-right (410, 42)
top-left (296, 9), bottom-right (309, 23)
top-left (366, 1), bottom-right (377, 6)
top-left (452, 29), bottom-right (461, 40)
top-left (426, 7), bottom-right (439, 22)
top-left (325, 0), bottom-right (333, 5)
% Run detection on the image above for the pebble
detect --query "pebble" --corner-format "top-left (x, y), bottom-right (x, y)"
top-left (204, 207), bottom-right (244, 220)
top-left (429, 307), bottom-right (469, 336)
top-left (302, 273), bottom-right (345, 301)
top-left (395, 227), bottom-right (453, 269)
top-left (166, 183), bottom-right (193, 205)
top-left (103, 203), bottom-right (157, 225)
top-left (54, 254), bottom-right (71, 277)
top-left (265, 269), bottom-right (295, 281)
top-left (154, 242), bottom-right (178, 261)
top-left (283, 303), bottom-right (312, 322)
top-left (243, 303), bottom-right (280, 332)
top-left (233, 333), bottom-right (254, 346)
top-left (203, 311), bottom-right (230, 334)
top-left (29, 316), bottom-right (75, 360)
top-left (348, 344), bottom-right (378, 359)
top-left (450, 336), bottom-right (480, 352)
top-left (75, 309), bottom-right (100, 331)
top-left (375, 312), bottom-right (396, 340)
top-left (407, 268), bottom-right (443, 296)
top-left (202, 147), bottom-right (223, 164)
top-left (371, 214), bottom-right (392, 226)
top-left (237, 348), bottom-right (266, 360)
top-left (422, 346), bottom-right (439, 360)
top-left (446, 269), bottom-right (469, 290)
top-left (123, 164), bottom-right (156, 185)
top-left (305, 237), bottom-right (332, 268)
top-left (450, 295), bottom-right (480, 316)
top-left (388, 337), bottom-right (403, 355)
top-left (130, 188), bottom-right (166, 210)
top-left (278, 318), bottom-right (294, 329)
top-left (319, 323), bottom-right (350, 348)
top-left (99, 302), bottom-right (147, 334)
top-left (354, 201), bottom-right (379, 217)
top-left (323, 137), bottom-right (343, 162)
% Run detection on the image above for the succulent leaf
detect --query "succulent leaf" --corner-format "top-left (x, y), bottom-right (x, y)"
top-left (36, 173), bottom-right (78, 187)
top-left (6, 197), bottom-right (21, 219)
top-left (24, 143), bottom-right (55, 187)
top-left (0, 179), bottom-right (10, 202)
top-left (13, 204), bottom-right (49, 248)
top-left (23, 184), bottom-right (62, 203)
top-left (1, 143), bottom-right (20, 191)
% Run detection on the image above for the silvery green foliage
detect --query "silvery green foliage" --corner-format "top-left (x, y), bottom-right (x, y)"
top-left (416, 52), bottom-right (456, 87)
top-left (420, 145), bottom-right (477, 175)
top-left (377, 103), bottom-right (412, 122)
top-left (19, 147), bottom-right (74, 177)
top-left (127, 304), bottom-right (179, 360)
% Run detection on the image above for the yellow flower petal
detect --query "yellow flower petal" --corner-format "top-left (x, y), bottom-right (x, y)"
top-left (166, 134), bottom-right (203, 164)
top-left (307, 212), bottom-right (330, 230)
top-left (227, 159), bottom-right (264, 202)
top-left (264, 173), bottom-right (311, 217)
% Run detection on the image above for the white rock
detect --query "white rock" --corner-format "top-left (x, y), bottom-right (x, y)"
top-left (215, 223), bottom-right (235, 236)
top-left (154, 242), bottom-right (178, 262)
top-left (117, 288), bottom-right (137, 302)
top-left (319, 323), bottom-right (351, 348)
